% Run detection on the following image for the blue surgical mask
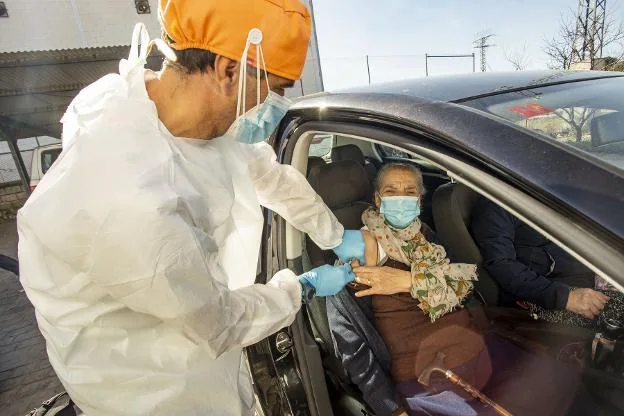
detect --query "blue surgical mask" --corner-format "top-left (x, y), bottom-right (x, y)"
top-left (228, 28), bottom-right (292, 144)
top-left (229, 91), bottom-right (292, 144)
top-left (380, 196), bottom-right (421, 229)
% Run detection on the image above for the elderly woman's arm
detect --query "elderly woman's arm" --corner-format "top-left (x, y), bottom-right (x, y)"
top-left (353, 266), bottom-right (412, 297)
top-left (362, 230), bottom-right (378, 266)
top-left (352, 230), bottom-right (412, 297)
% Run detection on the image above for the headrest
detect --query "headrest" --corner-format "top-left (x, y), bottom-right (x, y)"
top-left (591, 112), bottom-right (624, 147)
top-left (331, 144), bottom-right (365, 165)
top-left (432, 182), bottom-right (482, 265)
top-left (453, 183), bottom-right (480, 223)
top-left (309, 160), bottom-right (370, 208)
top-left (434, 183), bottom-right (479, 224)
top-left (307, 156), bottom-right (327, 176)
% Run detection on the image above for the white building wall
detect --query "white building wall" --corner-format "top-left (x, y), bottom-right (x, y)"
top-left (0, 0), bottom-right (322, 95)
top-left (0, 0), bottom-right (159, 52)
top-left (289, 0), bottom-right (324, 97)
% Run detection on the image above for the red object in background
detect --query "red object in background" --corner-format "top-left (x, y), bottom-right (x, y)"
top-left (509, 103), bottom-right (553, 118)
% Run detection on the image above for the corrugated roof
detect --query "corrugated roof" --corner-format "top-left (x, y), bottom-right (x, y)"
top-left (0, 60), bottom-right (121, 97)
top-left (0, 47), bottom-right (163, 139)
top-left (0, 46), bottom-right (132, 67)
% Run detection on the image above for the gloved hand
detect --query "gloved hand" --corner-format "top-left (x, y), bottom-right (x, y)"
top-left (299, 264), bottom-right (355, 297)
top-left (332, 230), bottom-right (366, 264)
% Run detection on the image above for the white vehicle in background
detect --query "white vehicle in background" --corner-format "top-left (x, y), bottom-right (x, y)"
top-left (29, 144), bottom-right (62, 192)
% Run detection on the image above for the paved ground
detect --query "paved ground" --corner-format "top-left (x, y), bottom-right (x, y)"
top-left (0, 220), bottom-right (64, 416)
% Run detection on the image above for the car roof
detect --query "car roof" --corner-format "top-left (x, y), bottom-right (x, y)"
top-left (336, 70), bottom-right (624, 102)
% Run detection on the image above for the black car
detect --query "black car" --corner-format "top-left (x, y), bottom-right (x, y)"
top-left (248, 70), bottom-right (624, 416)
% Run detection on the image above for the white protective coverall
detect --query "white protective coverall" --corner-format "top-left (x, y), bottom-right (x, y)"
top-left (17, 46), bottom-right (343, 415)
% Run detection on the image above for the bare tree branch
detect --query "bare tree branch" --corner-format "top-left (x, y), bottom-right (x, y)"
top-left (543, 8), bottom-right (624, 70)
top-left (602, 17), bottom-right (624, 50)
top-left (504, 44), bottom-right (531, 70)
top-left (543, 13), bottom-right (576, 69)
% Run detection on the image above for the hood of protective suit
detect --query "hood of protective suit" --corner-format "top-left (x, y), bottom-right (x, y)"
top-left (17, 43), bottom-right (306, 415)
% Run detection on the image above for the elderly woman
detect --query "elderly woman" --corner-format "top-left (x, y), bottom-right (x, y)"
top-left (327, 163), bottom-right (602, 416)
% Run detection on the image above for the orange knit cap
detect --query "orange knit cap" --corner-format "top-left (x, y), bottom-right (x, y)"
top-left (159, 0), bottom-right (311, 81)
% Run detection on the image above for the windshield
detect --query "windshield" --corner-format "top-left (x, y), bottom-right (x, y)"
top-left (461, 77), bottom-right (624, 171)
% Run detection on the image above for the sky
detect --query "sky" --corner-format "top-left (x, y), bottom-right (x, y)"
top-left (311, 0), bottom-right (624, 90)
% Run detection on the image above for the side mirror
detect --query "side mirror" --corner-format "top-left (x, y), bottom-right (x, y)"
top-left (591, 112), bottom-right (624, 147)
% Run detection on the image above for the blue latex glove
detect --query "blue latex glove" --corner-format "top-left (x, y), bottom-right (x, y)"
top-left (299, 264), bottom-right (355, 297)
top-left (332, 230), bottom-right (366, 264)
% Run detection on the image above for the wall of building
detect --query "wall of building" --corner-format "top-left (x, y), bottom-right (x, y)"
top-left (0, 0), bottom-right (160, 52)
top-left (0, 182), bottom-right (27, 223)
top-left (0, 0), bottom-right (323, 96)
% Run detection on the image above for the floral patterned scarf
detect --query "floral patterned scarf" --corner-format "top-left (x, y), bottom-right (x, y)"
top-left (362, 207), bottom-right (478, 322)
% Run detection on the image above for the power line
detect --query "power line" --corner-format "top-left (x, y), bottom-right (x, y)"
top-left (473, 33), bottom-right (495, 72)
top-left (571, 0), bottom-right (608, 68)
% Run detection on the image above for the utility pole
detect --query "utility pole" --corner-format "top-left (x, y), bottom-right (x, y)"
top-left (571, 0), bottom-right (607, 69)
top-left (473, 33), bottom-right (495, 72)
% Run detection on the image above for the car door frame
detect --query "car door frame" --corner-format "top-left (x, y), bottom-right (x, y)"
top-left (249, 103), bottom-right (624, 415)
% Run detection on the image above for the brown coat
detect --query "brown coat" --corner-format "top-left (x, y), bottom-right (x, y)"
top-left (371, 260), bottom-right (490, 386)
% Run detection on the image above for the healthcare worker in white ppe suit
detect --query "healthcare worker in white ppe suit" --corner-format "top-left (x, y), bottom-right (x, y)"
top-left (17, 0), bottom-right (366, 414)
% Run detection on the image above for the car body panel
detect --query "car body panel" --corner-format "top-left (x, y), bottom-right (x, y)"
top-left (341, 70), bottom-right (624, 103)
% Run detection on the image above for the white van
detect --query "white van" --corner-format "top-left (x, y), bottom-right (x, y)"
top-left (30, 143), bottom-right (62, 192)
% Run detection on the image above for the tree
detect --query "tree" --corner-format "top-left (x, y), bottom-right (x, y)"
top-left (504, 44), bottom-right (531, 70)
top-left (544, 10), bottom-right (624, 70)
top-left (552, 108), bottom-right (596, 142)
top-left (544, 16), bottom-right (576, 69)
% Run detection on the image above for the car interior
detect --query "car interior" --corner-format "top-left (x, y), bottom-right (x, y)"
top-left (304, 134), bottom-right (501, 303)
top-left (274, 131), bottom-right (624, 415)
top-left (300, 135), bottom-right (501, 414)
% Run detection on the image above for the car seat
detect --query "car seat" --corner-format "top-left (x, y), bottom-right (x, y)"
top-left (591, 111), bottom-right (624, 147)
top-left (305, 160), bottom-right (372, 387)
top-left (307, 156), bottom-right (327, 177)
top-left (331, 145), bottom-right (378, 199)
top-left (307, 160), bottom-right (372, 268)
top-left (432, 182), bottom-right (500, 305)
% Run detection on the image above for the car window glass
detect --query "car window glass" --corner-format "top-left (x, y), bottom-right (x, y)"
top-left (41, 148), bottom-right (61, 174)
top-left (376, 143), bottom-right (438, 171)
top-left (462, 77), bottom-right (624, 172)
top-left (376, 144), bottom-right (411, 159)
top-left (309, 134), bottom-right (334, 158)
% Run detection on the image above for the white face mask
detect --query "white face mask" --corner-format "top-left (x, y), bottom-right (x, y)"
top-left (227, 28), bottom-right (293, 144)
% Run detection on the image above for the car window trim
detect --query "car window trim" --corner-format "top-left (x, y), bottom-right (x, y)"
top-left (451, 74), bottom-right (624, 104)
